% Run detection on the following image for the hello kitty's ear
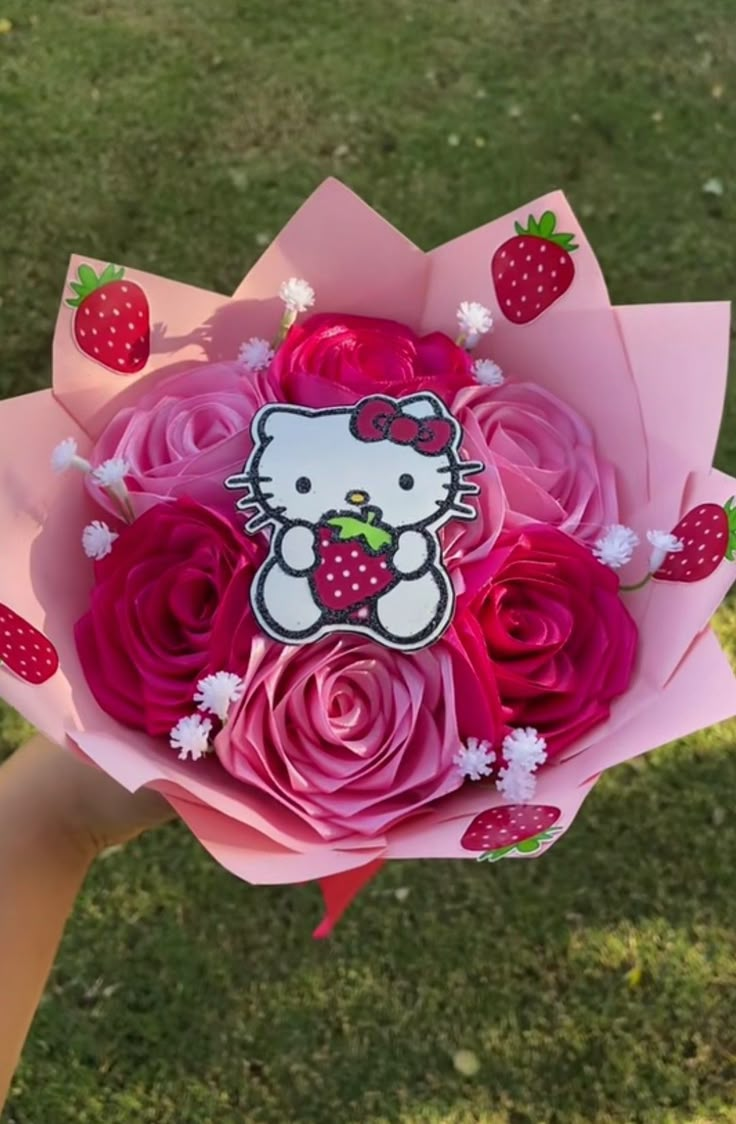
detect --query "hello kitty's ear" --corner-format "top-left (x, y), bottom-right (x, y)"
top-left (253, 404), bottom-right (310, 444)
top-left (400, 392), bottom-right (448, 420)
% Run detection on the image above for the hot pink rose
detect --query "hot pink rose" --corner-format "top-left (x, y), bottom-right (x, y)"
top-left (214, 622), bottom-right (503, 839)
top-left (463, 526), bottom-right (637, 757)
top-left (89, 362), bottom-right (280, 520)
top-left (271, 313), bottom-right (474, 406)
top-left (451, 382), bottom-right (618, 545)
top-left (75, 499), bottom-right (264, 735)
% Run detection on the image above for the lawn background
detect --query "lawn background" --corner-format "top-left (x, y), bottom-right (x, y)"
top-left (2, 1), bottom-right (736, 1121)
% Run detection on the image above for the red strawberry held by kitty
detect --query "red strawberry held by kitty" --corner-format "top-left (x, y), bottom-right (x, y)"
top-left (312, 511), bottom-right (397, 614)
top-left (653, 498), bottom-right (736, 583)
top-left (0, 604), bottom-right (59, 684)
top-left (461, 804), bottom-right (561, 862)
top-left (491, 211), bottom-right (577, 324)
top-left (67, 262), bottom-right (150, 374)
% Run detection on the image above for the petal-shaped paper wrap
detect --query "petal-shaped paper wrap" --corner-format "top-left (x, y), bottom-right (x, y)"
top-left (1, 179), bottom-right (734, 936)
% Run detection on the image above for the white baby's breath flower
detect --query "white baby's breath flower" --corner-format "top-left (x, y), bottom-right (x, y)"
top-left (194, 671), bottom-right (245, 722)
top-left (457, 301), bottom-right (493, 346)
top-left (502, 727), bottom-right (547, 772)
top-left (238, 337), bottom-right (274, 372)
top-left (454, 737), bottom-right (495, 781)
top-left (51, 437), bottom-right (91, 474)
top-left (646, 529), bottom-right (684, 572)
top-left (279, 277), bottom-right (315, 314)
top-left (82, 520), bottom-right (118, 560)
top-left (169, 714), bottom-right (213, 761)
top-left (92, 457), bottom-right (131, 488)
top-left (495, 727), bottom-right (547, 803)
top-left (592, 524), bottom-right (640, 570)
top-left (472, 358), bottom-right (505, 387)
top-left (496, 764), bottom-right (538, 803)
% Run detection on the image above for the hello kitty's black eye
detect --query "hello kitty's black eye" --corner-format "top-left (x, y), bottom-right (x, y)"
top-left (399, 473), bottom-right (415, 491)
top-left (295, 476), bottom-right (312, 494)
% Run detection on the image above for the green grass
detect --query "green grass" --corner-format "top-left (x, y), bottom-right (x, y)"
top-left (2, 0), bottom-right (736, 1120)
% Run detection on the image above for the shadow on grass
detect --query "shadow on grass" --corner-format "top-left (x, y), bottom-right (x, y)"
top-left (8, 730), bottom-right (736, 1124)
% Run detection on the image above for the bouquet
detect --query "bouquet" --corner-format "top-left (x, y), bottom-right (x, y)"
top-left (1, 179), bottom-right (734, 936)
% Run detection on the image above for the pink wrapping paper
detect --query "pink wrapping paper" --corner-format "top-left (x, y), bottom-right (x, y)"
top-left (1, 179), bottom-right (734, 929)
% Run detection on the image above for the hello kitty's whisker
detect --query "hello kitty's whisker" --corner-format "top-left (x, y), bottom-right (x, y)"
top-left (457, 482), bottom-right (480, 496)
top-left (224, 472), bottom-right (273, 490)
top-left (458, 461), bottom-right (484, 478)
top-left (224, 473), bottom-right (249, 488)
top-left (235, 496), bottom-right (262, 511)
top-left (244, 513), bottom-right (272, 534)
top-left (449, 501), bottom-right (478, 520)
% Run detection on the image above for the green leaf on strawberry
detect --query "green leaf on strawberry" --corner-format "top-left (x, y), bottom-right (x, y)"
top-left (724, 496), bottom-right (736, 561)
top-left (66, 262), bottom-right (126, 308)
top-left (513, 210), bottom-right (579, 252)
top-left (476, 828), bottom-right (559, 863)
top-left (328, 510), bottom-right (393, 552)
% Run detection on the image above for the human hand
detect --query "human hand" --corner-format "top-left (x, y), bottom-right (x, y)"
top-left (0, 734), bottom-right (172, 1108)
top-left (4, 734), bottom-right (172, 860)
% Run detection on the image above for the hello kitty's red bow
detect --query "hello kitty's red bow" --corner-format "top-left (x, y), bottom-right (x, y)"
top-left (352, 397), bottom-right (455, 456)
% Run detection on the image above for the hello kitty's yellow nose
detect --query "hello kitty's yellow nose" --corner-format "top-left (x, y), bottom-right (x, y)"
top-left (347, 490), bottom-right (369, 506)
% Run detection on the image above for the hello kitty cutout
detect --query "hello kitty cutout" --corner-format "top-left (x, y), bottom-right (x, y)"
top-left (225, 393), bottom-right (484, 652)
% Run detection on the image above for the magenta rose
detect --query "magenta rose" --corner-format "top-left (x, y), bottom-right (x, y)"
top-left (89, 362), bottom-right (280, 521)
top-left (75, 498), bottom-right (264, 736)
top-left (451, 382), bottom-right (618, 545)
top-left (214, 624), bottom-right (503, 839)
top-left (463, 525), bottom-right (637, 757)
top-left (271, 313), bottom-right (474, 406)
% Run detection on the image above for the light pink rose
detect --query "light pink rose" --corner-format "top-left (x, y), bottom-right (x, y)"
top-left (451, 382), bottom-right (618, 545)
top-left (89, 362), bottom-right (281, 520)
top-left (214, 623), bottom-right (503, 840)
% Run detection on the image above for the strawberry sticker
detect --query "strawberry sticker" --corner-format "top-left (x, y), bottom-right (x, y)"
top-left (653, 499), bottom-right (736, 583)
top-left (460, 804), bottom-right (561, 862)
top-left (0, 604), bottom-right (59, 684)
top-left (67, 263), bottom-right (150, 374)
top-left (491, 211), bottom-right (578, 324)
top-left (313, 513), bottom-right (398, 617)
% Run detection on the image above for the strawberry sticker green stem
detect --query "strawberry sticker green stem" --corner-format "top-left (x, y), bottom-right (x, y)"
top-left (65, 262), bottom-right (126, 307)
top-left (514, 211), bottom-right (579, 251)
top-left (477, 828), bottom-right (560, 863)
top-left (327, 510), bottom-right (394, 552)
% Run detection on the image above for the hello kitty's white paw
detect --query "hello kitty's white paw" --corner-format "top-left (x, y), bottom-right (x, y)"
top-left (278, 524), bottom-right (316, 574)
top-left (392, 530), bottom-right (431, 576)
top-left (255, 563), bottom-right (322, 639)
top-left (375, 569), bottom-right (451, 648)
